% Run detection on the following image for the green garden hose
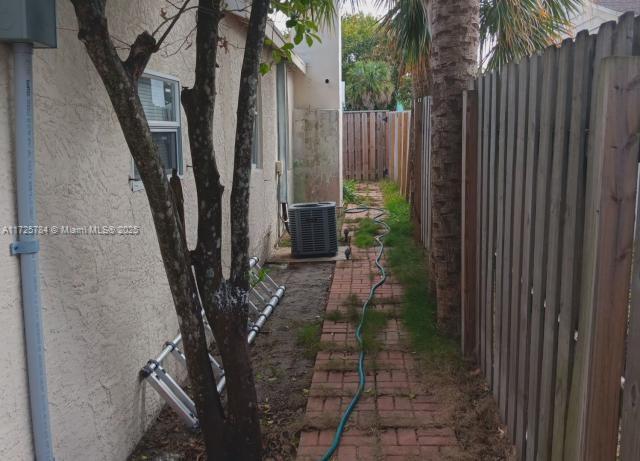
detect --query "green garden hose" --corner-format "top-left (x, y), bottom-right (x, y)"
top-left (319, 206), bottom-right (389, 461)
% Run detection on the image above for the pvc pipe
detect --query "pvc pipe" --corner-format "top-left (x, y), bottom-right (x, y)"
top-left (12, 43), bottom-right (54, 461)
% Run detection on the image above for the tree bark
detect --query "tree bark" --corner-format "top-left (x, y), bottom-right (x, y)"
top-left (69, 1), bottom-right (226, 458)
top-left (181, 0), bottom-right (266, 458)
top-left (429, 0), bottom-right (479, 334)
top-left (225, 0), bottom-right (271, 457)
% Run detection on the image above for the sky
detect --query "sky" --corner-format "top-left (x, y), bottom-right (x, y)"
top-left (273, 0), bottom-right (389, 34)
top-left (341, 0), bottom-right (389, 19)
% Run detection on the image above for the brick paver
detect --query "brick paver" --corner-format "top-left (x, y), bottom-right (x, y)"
top-left (296, 184), bottom-right (461, 460)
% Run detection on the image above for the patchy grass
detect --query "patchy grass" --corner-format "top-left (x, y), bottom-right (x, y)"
top-left (296, 322), bottom-right (322, 359)
top-left (360, 309), bottom-right (388, 354)
top-left (325, 310), bottom-right (344, 322)
top-left (329, 293), bottom-right (392, 354)
top-left (380, 180), bottom-right (458, 363)
top-left (343, 179), bottom-right (360, 205)
top-left (343, 179), bottom-right (373, 206)
top-left (353, 218), bottom-right (380, 248)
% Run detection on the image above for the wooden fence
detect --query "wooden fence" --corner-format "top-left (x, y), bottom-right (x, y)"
top-left (461, 13), bottom-right (640, 461)
top-left (342, 111), bottom-right (387, 180)
top-left (386, 111), bottom-right (412, 197)
top-left (342, 111), bottom-right (411, 195)
top-left (411, 97), bottom-right (432, 250)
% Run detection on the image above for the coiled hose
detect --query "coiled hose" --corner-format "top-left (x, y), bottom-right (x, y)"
top-left (319, 206), bottom-right (389, 461)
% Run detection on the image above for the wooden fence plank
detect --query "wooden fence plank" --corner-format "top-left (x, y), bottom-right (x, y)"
top-left (354, 113), bottom-right (362, 179)
top-left (362, 113), bottom-right (369, 180)
top-left (474, 86), bottom-right (483, 361)
top-left (516, 53), bottom-right (543, 458)
top-left (570, 56), bottom-right (640, 461)
top-left (494, 66), bottom-right (507, 405)
top-left (349, 114), bottom-right (356, 178)
top-left (621, 173), bottom-right (640, 461)
top-left (564, 20), bottom-right (615, 460)
top-left (461, 90), bottom-right (478, 357)
top-left (537, 39), bottom-right (574, 460)
top-left (550, 31), bottom-right (595, 461)
top-left (508, 56), bottom-right (528, 446)
top-left (377, 112), bottom-right (385, 178)
top-left (480, 75), bottom-right (489, 377)
top-left (503, 61), bottom-right (519, 442)
top-left (369, 113), bottom-right (376, 180)
top-left (500, 62), bottom-right (517, 424)
top-left (525, 45), bottom-right (558, 461)
top-left (486, 71), bottom-right (498, 392)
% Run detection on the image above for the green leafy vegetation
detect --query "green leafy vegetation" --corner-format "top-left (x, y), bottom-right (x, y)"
top-left (341, 13), bottom-right (412, 110)
top-left (343, 179), bottom-right (359, 205)
top-left (296, 322), bottom-right (322, 359)
top-left (380, 180), bottom-right (458, 362)
top-left (353, 218), bottom-right (380, 248)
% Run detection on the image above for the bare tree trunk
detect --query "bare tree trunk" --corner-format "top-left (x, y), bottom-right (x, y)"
top-left (429, 0), bottom-right (479, 334)
top-left (69, 1), bottom-right (227, 458)
top-left (226, 0), bottom-right (271, 456)
top-left (183, 0), bottom-right (271, 458)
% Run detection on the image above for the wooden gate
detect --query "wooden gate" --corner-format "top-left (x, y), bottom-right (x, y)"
top-left (342, 111), bottom-right (387, 180)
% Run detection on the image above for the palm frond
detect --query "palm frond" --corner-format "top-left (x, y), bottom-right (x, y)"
top-left (480, 0), bottom-right (582, 69)
top-left (378, 0), bottom-right (430, 72)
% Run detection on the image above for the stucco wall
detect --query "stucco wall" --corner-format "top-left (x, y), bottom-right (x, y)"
top-left (292, 109), bottom-right (342, 204)
top-left (293, 15), bottom-right (342, 111)
top-left (0, 2), bottom-right (281, 460)
top-left (291, 11), bottom-right (343, 205)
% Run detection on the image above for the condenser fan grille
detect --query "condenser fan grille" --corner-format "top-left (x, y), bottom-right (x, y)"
top-left (289, 202), bottom-right (338, 257)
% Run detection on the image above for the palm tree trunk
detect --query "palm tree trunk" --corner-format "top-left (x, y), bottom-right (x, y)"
top-left (429, 0), bottom-right (479, 334)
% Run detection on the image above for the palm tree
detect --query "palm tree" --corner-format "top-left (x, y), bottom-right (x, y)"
top-left (381, 0), bottom-right (580, 333)
top-left (480, 0), bottom-right (581, 69)
top-left (345, 61), bottom-right (395, 109)
top-left (380, 0), bottom-right (580, 73)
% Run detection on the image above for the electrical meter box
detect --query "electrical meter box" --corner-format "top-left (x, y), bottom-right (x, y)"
top-left (0, 0), bottom-right (57, 48)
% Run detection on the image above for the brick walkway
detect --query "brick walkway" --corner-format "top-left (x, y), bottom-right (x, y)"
top-left (296, 184), bottom-right (463, 461)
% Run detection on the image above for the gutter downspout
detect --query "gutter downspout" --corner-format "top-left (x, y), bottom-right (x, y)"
top-left (10, 42), bottom-right (55, 461)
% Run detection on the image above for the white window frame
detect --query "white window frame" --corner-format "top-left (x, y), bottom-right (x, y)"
top-left (251, 77), bottom-right (263, 169)
top-left (130, 70), bottom-right (183, 191)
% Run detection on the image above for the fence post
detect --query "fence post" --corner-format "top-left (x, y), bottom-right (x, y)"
top-left (565, 56), bottom-right (640, 461)
top-left (461, 90), bottom-right (478, 357)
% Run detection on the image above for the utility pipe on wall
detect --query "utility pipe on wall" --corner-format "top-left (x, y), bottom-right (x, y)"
top-left (11, 42), bottom-right (55, 461)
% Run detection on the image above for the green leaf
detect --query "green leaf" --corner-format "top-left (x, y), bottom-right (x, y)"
top-left (259, 63), bottom-right (271, 75)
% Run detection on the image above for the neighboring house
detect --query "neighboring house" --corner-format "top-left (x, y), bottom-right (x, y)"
top-left (0, 1), bottom-right (341, 460)
top-left (566, 0), bottom-right (640, 35)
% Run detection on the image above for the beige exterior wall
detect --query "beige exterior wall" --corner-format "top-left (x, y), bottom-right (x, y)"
top-left (0, 2), bottom-right (287, 460)
top-left (291, 12), bottom-right (343, 205)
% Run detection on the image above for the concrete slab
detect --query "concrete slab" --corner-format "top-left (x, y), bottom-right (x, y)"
top-left (267, 245), bottom-right (349, 263)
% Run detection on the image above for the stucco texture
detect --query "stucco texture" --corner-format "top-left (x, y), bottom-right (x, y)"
top-left (0, 1), bottom-right (281, 460)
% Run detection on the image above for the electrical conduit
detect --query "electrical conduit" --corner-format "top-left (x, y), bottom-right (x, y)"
top-left (11, 43), bottom-right (55, 460)
top-left (320, 206), bottom-right (389, 461)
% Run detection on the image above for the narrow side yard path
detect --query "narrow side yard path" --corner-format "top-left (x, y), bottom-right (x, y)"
top-left (296, 183), bottom-right (501, 461)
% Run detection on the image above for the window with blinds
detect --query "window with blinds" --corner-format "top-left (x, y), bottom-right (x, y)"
top-left (131, 72), bottom-right (183, 191)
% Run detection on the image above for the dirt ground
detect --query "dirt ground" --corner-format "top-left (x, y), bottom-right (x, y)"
top-left (129, 262), bottom-right (334, 461)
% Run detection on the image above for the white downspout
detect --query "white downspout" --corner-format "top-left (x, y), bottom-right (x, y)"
top-left (10, 42), bottom-right (55, 461)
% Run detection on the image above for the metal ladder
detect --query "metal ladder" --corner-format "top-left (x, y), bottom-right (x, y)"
top-left (140, 256), bottom-right (285, 428)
